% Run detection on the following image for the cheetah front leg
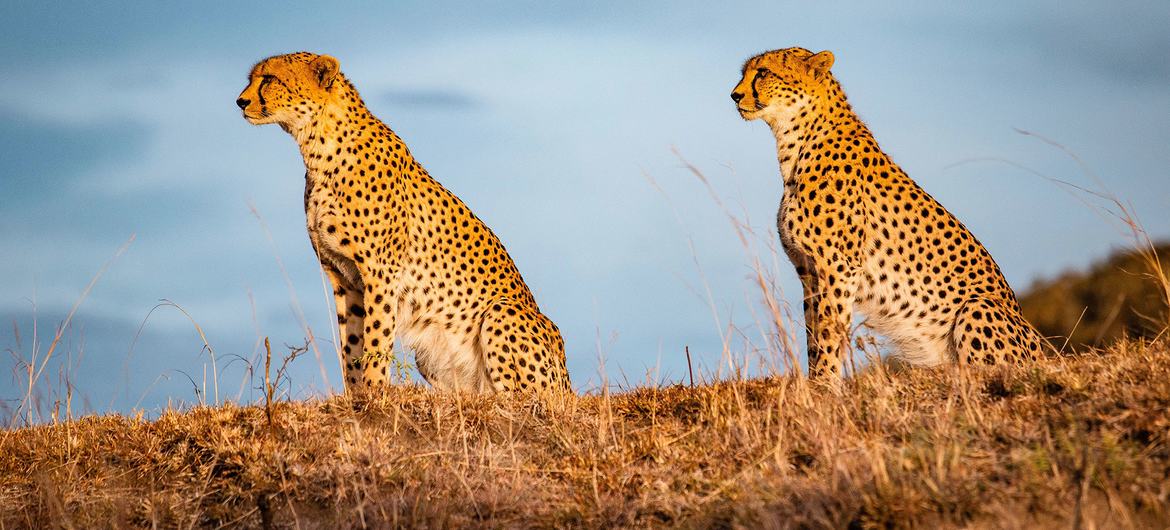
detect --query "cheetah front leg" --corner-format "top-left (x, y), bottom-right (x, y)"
top-left (357, 286), bottom-right (398, 391)
top-left (324, 266), bottom-right (367, 394)
top-left (804, 256), bottom-right (858, 379)
top-left (791, 259), bottom-right (821, 377)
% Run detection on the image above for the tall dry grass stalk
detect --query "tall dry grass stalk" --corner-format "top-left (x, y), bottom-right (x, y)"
top-left (8, 235), bottom-right (134, 427)
top-left (248, 202), bottom-right (337, 395)
top-left (7, 201), bottom-right (354, 426)
top-left (948, 129), bottom-right (1170, 341)
top-left (672, 148), bottom-right (804, 377)
top-left (643, 150), bottom-right (805, 385)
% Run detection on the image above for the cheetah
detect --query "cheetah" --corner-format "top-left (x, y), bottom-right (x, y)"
top-left (236, 52), bottom-right (571, 394)
top-left (730, 47), bottom-right (1051, 377)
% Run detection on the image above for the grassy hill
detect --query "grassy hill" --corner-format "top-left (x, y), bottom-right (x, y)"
top-left (1020, 243), bottom-right (1170, 350)
top-left (2, 339), bottom-right (1168, 528)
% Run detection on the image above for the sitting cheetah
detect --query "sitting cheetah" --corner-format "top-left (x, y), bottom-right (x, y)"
top-left (730, 47), bottom-right (1051, 377)
top-left (236, 52), bottom-right (570, 394)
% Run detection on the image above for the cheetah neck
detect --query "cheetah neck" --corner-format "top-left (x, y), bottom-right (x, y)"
top-left (766, 94), bottom-right (866, 187)
top-left (766, 113), bottom-right (807, 186)
top-left (294, 93), bottom-right (380, 181)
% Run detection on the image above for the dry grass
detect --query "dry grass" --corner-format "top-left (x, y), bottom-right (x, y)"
top-left (2, 340), bottom-right (1168, 529)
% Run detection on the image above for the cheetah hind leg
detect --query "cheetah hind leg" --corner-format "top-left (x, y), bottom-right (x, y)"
top-left (950, 297), bottom-right (1050, 366)
top-left (478, 297), bottom-right (569, 393)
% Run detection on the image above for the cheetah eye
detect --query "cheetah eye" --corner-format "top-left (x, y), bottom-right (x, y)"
top-left (756, 68), bottom-right (772, 76)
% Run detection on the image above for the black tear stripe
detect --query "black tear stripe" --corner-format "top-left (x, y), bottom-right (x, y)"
top-left (750, 70), bottom-right (763, 101)
top-left (257, 76), bottom-right (271, 106)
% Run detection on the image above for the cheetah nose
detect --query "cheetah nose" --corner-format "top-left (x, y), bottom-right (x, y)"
top-left (235, 97), bottom-right (250, 110)
top-left (730, 91), bottom-right (745, 103)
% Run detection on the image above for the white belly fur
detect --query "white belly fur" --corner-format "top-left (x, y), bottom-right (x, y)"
top-left (394, 294), bottom-right (491, 393)
top-left (854, 256), bottom-right (953, 367)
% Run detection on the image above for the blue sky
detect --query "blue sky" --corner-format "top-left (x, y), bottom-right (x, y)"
top-left (2, 1), bottom-right (1167, 418)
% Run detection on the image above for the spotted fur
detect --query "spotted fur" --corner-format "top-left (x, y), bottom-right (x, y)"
top-left (730, 47), bottom-right (1051, 377)
top-left (237, 52), bottom-right (570, 394)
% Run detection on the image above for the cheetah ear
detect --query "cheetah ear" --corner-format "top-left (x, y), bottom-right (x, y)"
top-left (310, 55), bottom-right (340, 88)
top-left (805, 50), bottom-right (835, 79)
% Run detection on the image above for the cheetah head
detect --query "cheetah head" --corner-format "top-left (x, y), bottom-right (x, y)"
top-left (730, 47), bottom-right (835, 123)
top-left (236, 52), bottom-right (342, 132)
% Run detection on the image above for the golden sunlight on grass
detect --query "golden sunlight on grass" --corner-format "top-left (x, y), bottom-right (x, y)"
top-left (3, 339), bottom-right (1168, 528)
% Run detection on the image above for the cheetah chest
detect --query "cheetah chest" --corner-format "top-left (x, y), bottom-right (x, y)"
top-left (779, 182), bottom-right (951, 366)
top-left (304, 174), bottom-right (362, 289)
top-left (305, 171), bottom-right (490, 391)
top-left (777, 189), bottom-right (812, 271)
